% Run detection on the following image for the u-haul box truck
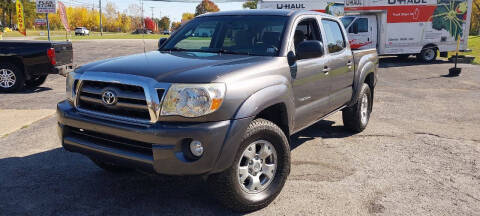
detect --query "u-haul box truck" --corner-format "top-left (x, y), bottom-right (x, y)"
top-left (343, 0), bottom-right (473, 62)
top-left (260, 0), bottom-right (345, 16)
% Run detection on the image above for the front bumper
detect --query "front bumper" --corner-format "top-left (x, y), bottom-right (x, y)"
top-left (57, 100), bottom-right (252, 175)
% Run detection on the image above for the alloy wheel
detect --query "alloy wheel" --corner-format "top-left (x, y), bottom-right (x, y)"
top-left (0, 69), bottom-right (16, 88)
top-left (237, 140), bottom-right (277, 194)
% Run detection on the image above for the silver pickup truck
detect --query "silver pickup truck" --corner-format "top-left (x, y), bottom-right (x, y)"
top-left (57, 10), bottom-right (378, 212)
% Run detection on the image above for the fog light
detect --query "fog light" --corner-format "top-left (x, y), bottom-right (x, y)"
top-left (190, 140), bottom-right (204, 157)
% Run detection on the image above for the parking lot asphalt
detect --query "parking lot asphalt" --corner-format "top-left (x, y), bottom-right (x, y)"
top-left (0, 39), bottom-right (479, 216)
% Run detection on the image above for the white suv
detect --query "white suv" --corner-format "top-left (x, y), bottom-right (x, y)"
top-left (75, 27), bottom-right (90, 36)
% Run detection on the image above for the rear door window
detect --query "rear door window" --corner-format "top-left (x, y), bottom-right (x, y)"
top-left (321, 19), bottom-right (346, 53)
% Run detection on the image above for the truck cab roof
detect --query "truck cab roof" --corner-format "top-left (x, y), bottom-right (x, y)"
top-left (198, 9), bottom-right (337, 19)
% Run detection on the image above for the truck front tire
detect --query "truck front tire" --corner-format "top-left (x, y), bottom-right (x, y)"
top-left (208, 118), bottom-right (290, 212)
top-left (0, 62), bottom-right (25, 93)
top-left (342, 83), bottom-right (372, 133)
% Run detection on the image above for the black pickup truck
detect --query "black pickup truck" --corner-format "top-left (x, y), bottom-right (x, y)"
top-left (0, 40), bottom-right (73, 92)
top-left (58, 10), bottom-right (378, 212)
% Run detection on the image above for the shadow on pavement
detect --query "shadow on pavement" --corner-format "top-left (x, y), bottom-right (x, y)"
top-left (0, 86), bottom-right (53, 95)
top-left (290, 120), bottom-right (355, 150)
top-left (0, 148), bottom-right (243, 216)
top-left (0, 119), bottom-right (357, 215)
top-left (379, 56), bottom-right (451, 68)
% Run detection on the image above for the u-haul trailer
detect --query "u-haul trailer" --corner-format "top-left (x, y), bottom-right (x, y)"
top-left (343, 0), bottom-right (473, 62)
top-left (259, 0), bottom-right (345, 16)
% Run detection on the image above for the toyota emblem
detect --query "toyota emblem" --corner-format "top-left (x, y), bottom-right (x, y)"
top-left (102, 90), bottom-right (118, 106)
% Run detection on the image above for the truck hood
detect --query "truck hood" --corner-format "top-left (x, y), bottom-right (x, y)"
top-left (80, 51), bottom-right (273, 83)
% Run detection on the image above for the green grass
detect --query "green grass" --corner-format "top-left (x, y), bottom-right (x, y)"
top-left (2, 29), bottom-right (168, 40)
top-left (449, 36), bottom-right (480, 64)
top-left (3, 30), bottom-right (71, 37)
top-left (466, 36), bottom-right (479, 64)
top-left (42, 33), bottom-right (169, 41)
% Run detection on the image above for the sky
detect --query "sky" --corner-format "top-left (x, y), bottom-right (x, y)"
top-left (63, 0), bottom-right (245, 22)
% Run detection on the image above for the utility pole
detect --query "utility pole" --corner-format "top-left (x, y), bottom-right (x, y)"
top-left (141, 0), bottom-right (144, 29)
top-left (99, 0), bottom-right (103, 36)
top-left (150, 7), bottom-right (154, 19)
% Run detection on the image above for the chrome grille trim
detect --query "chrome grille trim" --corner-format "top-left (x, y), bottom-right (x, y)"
top-left (73, 72), bottom-right (170, 124)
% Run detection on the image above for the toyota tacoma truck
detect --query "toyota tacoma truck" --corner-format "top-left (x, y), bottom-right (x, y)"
top-left (0, 40), bottom-right (73, 92)
top-left (57, 10), bottom-right (378, 212)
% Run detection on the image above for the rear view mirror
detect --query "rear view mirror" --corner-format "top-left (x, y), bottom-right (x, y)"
top-left (296, 40), bottom-right (324, 60)
top-left (158, 38), bottom-right (167, 49)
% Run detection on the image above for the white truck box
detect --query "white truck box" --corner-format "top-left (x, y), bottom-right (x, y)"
top-left (343, 0), bottom-right (472, 61)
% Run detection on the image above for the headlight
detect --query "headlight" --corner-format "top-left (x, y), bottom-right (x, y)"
top-left (65, 72), bottom-right (76, 102)
top-left (161, 83), bottom-right (226, 117)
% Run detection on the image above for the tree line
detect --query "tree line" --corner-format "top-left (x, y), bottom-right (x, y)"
top-left (0, 0), bottom-right (221, 33)
top-left (1, 0), bottom-right (478, 35)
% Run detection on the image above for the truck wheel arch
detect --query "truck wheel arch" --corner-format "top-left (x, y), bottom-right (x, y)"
top-left (351, 61), bottom-right (376, 106)
top-left (212, 84), bottom-right (294, 174)
top-left (0, 56), bottom-right (27, 79)
top-left (233, 84), bottom-right (294, 134)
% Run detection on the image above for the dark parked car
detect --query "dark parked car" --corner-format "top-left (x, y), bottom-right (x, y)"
top-left (57, 10), bottom-right (377, 212)
top-left (0, 40), bottom-right (73, 92)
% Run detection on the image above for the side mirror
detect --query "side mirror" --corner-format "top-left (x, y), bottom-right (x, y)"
top-left (287, 51), bottom-right (297, 66)
top-left (296, 40), bottom-right (324, 60)
top-left (158, 38), bottom-right (167, 49)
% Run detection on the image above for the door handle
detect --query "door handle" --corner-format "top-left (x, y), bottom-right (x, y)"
top-left (322, 66), bottom-right (329, 74)
top-left (347, 61), bottom-right (353, 69)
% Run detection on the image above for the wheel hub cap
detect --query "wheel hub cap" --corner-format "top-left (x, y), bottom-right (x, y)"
top-left (360, 93), bottom-right (369, 124)
top-left (237, 140), bottom-right (277, 193)
top-left (0, 69), bottom-right (16, 88)
top-left (424, 49), bottom-right (435, 60)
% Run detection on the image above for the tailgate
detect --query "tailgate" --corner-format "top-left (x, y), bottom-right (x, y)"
top-left (52, 41), bottom-right (73, 66)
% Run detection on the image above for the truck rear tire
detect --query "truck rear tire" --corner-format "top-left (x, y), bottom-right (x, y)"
top-left (0, 62), bottom-right (25, 93)
top-left (208, 118), bottom-right (290, 212)
top-left (25, 75), bottom-right (48, 88)
top-left (342, 83), bottom-right (372, 133)
top-left (417, 47), bottom-right (437, 62)
top-left (90, 158), bottom-right (133, 173)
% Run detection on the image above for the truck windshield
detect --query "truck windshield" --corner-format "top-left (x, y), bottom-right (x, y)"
top-left (340, 17), bottom-right (355, 28)
top-left (161, 16), bottom-right (288, 56)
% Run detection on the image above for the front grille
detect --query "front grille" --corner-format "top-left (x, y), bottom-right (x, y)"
top-left (77, 80), bottom-right (150, 121)
top-left (67, 126), bottom-right (153, 155)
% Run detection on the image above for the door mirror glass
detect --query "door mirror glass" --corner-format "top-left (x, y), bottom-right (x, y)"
top-left (158, 38), bottom-right (167, 49)
top-left (296, 40), bottom-right (324, 60)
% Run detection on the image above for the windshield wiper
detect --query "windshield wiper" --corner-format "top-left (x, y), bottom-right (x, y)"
top-left (162, 47), bottom-right (187, 52)
top-left (217, 49), bottom-right (252, 56)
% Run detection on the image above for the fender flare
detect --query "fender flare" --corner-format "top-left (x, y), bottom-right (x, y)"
top-left (350, 60), bottom-right (376, 106)
top-left (212, 84), bottom-right (294, 173)
top-left (234, 84), bottom-right (293, 120)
